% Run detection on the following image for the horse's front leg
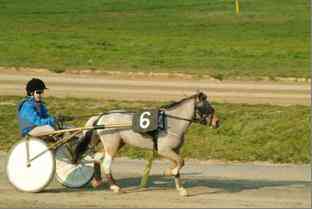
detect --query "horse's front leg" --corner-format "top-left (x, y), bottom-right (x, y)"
top-left (174, 173), bottom-right (188, 197)
top-left (171, 158), bottom-right (188, 197)
top-left (158, 148), bottom-right (188, 196)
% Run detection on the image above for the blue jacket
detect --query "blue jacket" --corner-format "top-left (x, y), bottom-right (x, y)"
top-left (17, 97), bottom-right (56, 136)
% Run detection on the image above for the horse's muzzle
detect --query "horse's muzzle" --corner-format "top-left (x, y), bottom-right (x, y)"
top-left (210, 114), bottom-right (220, 128)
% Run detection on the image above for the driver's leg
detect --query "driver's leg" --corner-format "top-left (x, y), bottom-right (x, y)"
top-left (28, 125), bottom-right (55, 137)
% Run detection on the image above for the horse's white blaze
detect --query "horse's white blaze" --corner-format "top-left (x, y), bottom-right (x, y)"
top-left (102, 154), bottom-right (112, 174)
top-left (6, 139), bottom-right (55, 192)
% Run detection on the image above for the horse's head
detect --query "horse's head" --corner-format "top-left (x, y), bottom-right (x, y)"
top-left (194, 92), bottom-right (220, 128)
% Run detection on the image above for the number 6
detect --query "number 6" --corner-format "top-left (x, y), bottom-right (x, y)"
top-left (140, 111), bottom-right (151, 129)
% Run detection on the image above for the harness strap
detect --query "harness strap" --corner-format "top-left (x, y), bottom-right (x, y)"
top-left (147, 130), bottom-right (159, 151)
top-left (92, 113), bottom-right (105, 126)
top-left (165, 113), bottom-right (196, 123)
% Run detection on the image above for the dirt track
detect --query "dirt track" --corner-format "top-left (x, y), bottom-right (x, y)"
top-left (0, 69), bottom-right (310, 105)
top-left (0, 152), bottom-right (310, 208)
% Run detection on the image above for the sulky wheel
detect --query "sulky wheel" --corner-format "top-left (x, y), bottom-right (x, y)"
top-left (6, 138), bottom-right (55, 192)
top-left (55, 140), bottom-right (95, 188)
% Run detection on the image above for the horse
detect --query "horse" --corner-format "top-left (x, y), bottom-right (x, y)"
top-left (84, 91), bottom-right (220, 196)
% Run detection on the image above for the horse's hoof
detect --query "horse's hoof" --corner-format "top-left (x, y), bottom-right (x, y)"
top-left (110, 185), bottom-right (120, 193)
top-left (178, 188), bottom-right (188, 197)
top-left (91, 179), bottom-right (102, 188)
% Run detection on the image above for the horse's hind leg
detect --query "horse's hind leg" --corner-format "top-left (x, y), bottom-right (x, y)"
top-left (103, 153), bottom-right (120, 193)
top-left (100, 134), bottom-right (121, 193)
top-left (158, 148), bottom-right (188, 196)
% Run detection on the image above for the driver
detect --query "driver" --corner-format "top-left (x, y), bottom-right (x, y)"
top-left (17, 78), bottom-right (57, 138)
top-left (17, 78), bottom-right (102, 188)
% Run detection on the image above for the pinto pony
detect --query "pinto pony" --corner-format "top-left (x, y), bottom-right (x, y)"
top-left (85, 92), bottom-right (220, 196)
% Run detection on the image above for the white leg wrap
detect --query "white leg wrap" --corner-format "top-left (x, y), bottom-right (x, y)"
top-left (171, 167), bottom-right (179, 176)
top-left (94, 152), bottom-right (105, 161)
top-left (102, 155), bottom-right (112, 174)
top-left (110, 185), bottom-right (120, 193)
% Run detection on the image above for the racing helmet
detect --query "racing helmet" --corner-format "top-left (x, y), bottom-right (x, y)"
top-left (26, 78), bottom-right (48, 96)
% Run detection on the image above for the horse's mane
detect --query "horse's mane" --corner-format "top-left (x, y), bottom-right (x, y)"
top-left (160, 93), bottom-right (198, 110)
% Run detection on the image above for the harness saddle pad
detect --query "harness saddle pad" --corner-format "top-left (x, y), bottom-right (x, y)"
top-left (132, 109), bottom-right (165, 133)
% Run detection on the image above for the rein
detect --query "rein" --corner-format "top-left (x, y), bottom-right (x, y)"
top-left (164, 113), bottom-right (197, 123)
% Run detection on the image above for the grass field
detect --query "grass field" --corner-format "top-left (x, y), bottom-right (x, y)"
top-left (0, 96), bottom-right (309, 164)
top-left (0, 0), bottom-right (309, 79)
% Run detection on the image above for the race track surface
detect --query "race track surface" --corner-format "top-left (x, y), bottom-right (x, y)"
top-left (0, 152), bottom-right (310, 208)
top-left (0, 69), bottom-right (310, 106)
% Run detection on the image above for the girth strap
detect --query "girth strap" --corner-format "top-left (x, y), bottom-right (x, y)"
top-left (148, 130), bottom-right (159, 151)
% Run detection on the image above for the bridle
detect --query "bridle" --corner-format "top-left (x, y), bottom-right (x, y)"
top-left (163, 93), bottom-right (215, 125)
top-left (193, 93), bottom-right (215, 125)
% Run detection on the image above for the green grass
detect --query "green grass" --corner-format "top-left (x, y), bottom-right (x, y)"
top-left (0, 96), bottom-right (309, 164)
top-left (0, 0), bottom-right (309, 79)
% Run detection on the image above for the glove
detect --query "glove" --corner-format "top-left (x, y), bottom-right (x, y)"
top-left (56, 114), bottom-right (74, 122)
top-left (55, 114), bottom-right (74, 130)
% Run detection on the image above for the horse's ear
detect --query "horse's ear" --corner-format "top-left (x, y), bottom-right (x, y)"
top-left (198, 92), bottom-right (207, 101)
top-left (196, 89), bottom-right (200, 94)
